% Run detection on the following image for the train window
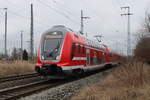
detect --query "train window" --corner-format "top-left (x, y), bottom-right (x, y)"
top-left (90, 57), bottom-right (93, 65)
top-left (97, 58), bottom-right (103, 64)
top-left (78, 45), bottom-right (81, 54)
top-left (82, 46), bottom-right (85, 54)
top-left (93, 51), bottom-right (97, 64)
top-left (43, 32), bottom-right (63, 60)
top-left (86, 49), bottom-right (90, 65)
top-left (93, 56), bottom-right (97, 65)
top-left (71, 44), bottom-right (76, 58)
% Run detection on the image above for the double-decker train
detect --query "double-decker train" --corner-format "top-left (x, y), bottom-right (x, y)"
top-left (35, 25), bottom-right (121, 77)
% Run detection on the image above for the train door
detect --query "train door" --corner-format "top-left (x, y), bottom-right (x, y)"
top-left (86, 48), bottom-right (90, 66)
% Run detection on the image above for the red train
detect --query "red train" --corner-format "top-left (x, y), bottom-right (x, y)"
top-left (35, 25), bottom-right (121, 77)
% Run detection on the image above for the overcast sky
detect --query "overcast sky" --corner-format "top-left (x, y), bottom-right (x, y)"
top-left (0, 0), bottom-right (150, 55)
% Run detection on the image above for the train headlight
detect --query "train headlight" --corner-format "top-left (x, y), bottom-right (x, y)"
top-left (56, 55), bottom-right (60, 60)
top-left (41, 56), bottom-right (44, 60)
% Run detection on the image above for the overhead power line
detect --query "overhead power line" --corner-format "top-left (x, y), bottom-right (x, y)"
top-left (8, 10), bottom-right (49, 27)
top-left (4, 0), bottom-right (52, 28)
top-left (46, 0), bottom-right (73, 16)
top-left (37, 0), bottom-right (80, 25)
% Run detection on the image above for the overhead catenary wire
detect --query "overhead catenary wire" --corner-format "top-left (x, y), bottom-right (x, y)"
top-left (2, 0), bottom-right (97, 31)
top-left (44, 0), bottom-right (82, 28)
top-left (45, 0), bottom-right (73, 16)
top-left (7, 9), bottom-right (50, 29)
top-left (37, 0), bottom-right (80, 26)
top-left (0, 5), bottom-right (48, 54)
top-left (38, 0), bottom-right (80, 25)
top-left (81, 0), bottom-right (127, 54)
top-left (1, 9), bottom-right (47, 36)
top-left (10, 10), bottom-right (48, 25)
top-left (1, 0), bottom-right (51, 29)
top-left (45, 0), bottom-right (81, 25)
top-left (5, 0), bottom-right (29, 14)
top-left (81, 0), bottom-right (122, 34)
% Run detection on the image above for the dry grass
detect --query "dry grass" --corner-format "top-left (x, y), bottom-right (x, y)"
top-left (0, 61), bottom-right (35, 78)
top-left (71, 60), bottom-right (150, 100)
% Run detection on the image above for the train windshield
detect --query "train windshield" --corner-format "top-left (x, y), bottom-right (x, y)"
top-left (42, 31), bottom-right (63, 60)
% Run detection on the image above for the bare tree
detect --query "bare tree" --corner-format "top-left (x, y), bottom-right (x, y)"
top-left (144, 12), bottom-right (150, 33)
top-left (11, 48), bottom-right (22, 60)
top-left (11, 48), bottom-right (18, 60)
top-left (23, 49), bottom-right (28, 61)
top-left (134, 12), bottom-right (150, 63)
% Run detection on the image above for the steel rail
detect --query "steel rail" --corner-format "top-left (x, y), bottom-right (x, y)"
top-left (0, 66), bottom-right (115, 100)
top-left (0, 80), bottom-right (51, 100)
top-left (0, 73), bottom-right (39, 83)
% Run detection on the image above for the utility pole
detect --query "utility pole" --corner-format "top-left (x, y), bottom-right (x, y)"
top-left (4, 8), bottom-right (7, 58)
top-left (80, 10), bottom-right (90, 35)
top-left (21, 30), bottom-right (23, 60)
top-left (121, 6), bottom-right (133, 56)
top-left (30, 4), bottom-right (34, 60)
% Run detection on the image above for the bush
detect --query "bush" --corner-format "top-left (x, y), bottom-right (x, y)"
top-left (23, 49), bottom-right (28, 61)
top-left (134, 36), bottom-right (150, 62)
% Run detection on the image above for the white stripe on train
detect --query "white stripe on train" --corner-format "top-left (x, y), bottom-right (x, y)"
top-left (72, 57), bottom-right (87, 60)
top-left (61, 62), bottom-right (114, 71)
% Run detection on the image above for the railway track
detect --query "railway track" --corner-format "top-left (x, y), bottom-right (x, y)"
top-left (0, 79), bottom-right (53, 100)
top-left (0, 66), bottom-right (114, 100)
top-left (0, 77), bottom-right (76, 100)
top-left (0, 78), bottom-right (66, 100)
top-left (0, 73), bottom-right (39, 83)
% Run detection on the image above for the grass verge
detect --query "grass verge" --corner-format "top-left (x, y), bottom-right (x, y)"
top-left (71, 60), bottom-right (150, 100)
top-left (0, 61), bottom-right (35, 78)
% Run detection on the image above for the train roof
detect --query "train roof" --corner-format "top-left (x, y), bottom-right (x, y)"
top-left (42, 25), bottom-right (108, 51)
top-left (43, 25), bottom-right (73, 35)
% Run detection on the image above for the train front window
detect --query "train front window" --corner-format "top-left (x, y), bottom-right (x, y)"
top-left (42, 31), bottom-right (63, 60)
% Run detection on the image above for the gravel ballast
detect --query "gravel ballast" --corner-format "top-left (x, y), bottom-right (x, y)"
top-left (19, 69), bottom-right (112, 100)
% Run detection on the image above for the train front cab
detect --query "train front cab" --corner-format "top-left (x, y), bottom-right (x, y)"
top-left (35, 26), bottom-right (69, 76)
